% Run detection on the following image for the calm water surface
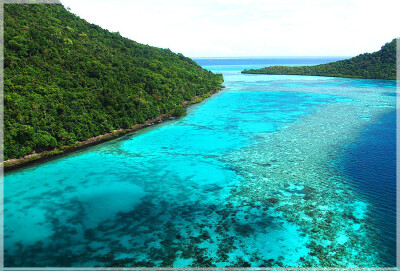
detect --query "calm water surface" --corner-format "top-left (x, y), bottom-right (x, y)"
top-left (4, 58), bottom-right (396, 267)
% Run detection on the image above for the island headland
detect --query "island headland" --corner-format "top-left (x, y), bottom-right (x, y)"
top-left (242, 38), bottom-right (397, 80)
top-left (3, 4), bottom-right (223, 170)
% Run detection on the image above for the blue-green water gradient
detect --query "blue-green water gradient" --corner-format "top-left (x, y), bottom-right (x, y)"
top-left (4, 58), bottom-right (396, 267)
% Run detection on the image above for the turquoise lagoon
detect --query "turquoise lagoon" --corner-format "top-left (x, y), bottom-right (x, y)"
top-left (4, 58), bottom-right (396, 267)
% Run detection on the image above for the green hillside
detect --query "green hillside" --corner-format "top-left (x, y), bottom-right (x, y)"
top-left (4, 4), bottom-right (223, 160)
top-left (242, 39), bottom-right (397, 80)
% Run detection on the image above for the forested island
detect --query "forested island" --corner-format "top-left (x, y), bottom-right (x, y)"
top-left (242, 39), bottom-right (397, 80)
top-left (4, 4), bottom-right (223, 164)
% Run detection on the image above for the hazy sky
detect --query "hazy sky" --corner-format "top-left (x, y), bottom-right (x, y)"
top-left (61, 0), bottom-right (399, 57)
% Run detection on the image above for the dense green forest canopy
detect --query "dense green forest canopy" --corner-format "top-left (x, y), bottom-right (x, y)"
top-left (4, 4), bottom-right (223, 160)
top-left (242, 39), bottom-right (397, 80)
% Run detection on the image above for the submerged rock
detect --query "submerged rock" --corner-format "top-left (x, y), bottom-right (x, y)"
top-left (267, 197), bottom-right (280, 204)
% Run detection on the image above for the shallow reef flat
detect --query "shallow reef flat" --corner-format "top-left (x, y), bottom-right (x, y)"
top-left (4, 68), bottom-right (396, 267)
top-left (224, 103), bottom-right (393, 266)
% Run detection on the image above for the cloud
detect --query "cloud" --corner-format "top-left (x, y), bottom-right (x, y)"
top-left (62, 0), bottom-right (400, 57)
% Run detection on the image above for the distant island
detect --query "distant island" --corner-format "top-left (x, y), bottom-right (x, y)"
top-left (242, 39), bottom-right (397, 80)
top-left (4, 4), bottom-right (223, 166)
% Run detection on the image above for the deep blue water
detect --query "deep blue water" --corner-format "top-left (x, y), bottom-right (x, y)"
top-left (194, 57), bottom-right (348, 66)
top-left (4, 57), bottom-right (396, 267)
top-left (339, 111), bottom-right (396, 264)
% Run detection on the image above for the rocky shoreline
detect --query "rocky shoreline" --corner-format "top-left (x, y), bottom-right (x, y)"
top-left (3, 91), bottom-right (218, 172)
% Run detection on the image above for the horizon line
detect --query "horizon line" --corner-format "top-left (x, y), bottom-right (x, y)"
top-left (190, 56), bottom-right (352, 59)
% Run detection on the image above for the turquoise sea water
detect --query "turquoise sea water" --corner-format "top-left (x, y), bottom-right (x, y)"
top-left (4, 58), bottom-right (396, 267)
